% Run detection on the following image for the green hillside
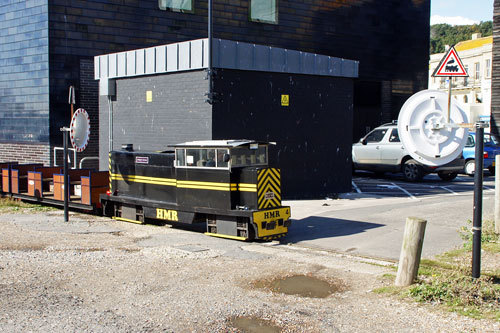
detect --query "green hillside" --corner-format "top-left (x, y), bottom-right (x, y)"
top-left (430, 21), bottom-right (492, 54)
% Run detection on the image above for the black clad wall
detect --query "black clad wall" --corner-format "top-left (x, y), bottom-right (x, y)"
top-left (212, 69), bottom-right (353, 198)
top-left (100, 68), bottom-right (353, 199)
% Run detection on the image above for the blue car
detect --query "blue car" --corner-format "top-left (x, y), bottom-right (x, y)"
top-left (462, 133), bottom-right (500, 176)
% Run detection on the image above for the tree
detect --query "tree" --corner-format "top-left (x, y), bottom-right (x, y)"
top-left (430, 21), bottom-right (492, 54)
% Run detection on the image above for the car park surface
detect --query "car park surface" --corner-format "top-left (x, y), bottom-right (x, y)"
top-left (352, 122), bottom-right (464, 182)
top-left (284, 171), bottom-right (495, 260)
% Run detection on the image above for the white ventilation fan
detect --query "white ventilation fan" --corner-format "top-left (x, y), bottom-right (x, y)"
top-left (397, 90), bottom-right (469, 166)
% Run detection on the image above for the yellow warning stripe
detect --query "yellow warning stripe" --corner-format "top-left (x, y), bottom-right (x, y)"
top-left (177, 180), bottom-right (237, 191)
top-left (110, 173), bottom-right (242, 191)
top-left (257, 168), bottom-right (281, 209)
top-left (238, 183), bottom-right (257, 192)
top-left (111, 173), bottom-right (176, 186)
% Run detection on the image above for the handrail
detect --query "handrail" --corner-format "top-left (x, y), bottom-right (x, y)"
top-left (79, 157), bottom-right (99, 169)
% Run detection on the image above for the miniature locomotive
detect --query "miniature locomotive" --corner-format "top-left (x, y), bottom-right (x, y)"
top-left (101, 140), bottom-right (291, 240)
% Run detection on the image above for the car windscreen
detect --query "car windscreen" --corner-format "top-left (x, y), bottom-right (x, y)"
top-left (485, 134), bottom-right (499, 146)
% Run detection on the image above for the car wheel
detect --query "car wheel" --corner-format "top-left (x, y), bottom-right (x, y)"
top-left (464, 160), bottom-right (475, 177)
top-left (438, 171), bottom-right (458, 181)
top-left (488, 166), bottom-right (495, 176)
top-left (403, 159), bottom-right (423, 182)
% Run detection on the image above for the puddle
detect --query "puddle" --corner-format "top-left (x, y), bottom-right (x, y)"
top-left (254, 274), bottom-right (341, 298)
top-left (229, 316), bottom-right (281, 333)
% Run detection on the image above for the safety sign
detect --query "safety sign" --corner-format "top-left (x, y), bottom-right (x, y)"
top-left (432, 46), bottom-right (468, 77)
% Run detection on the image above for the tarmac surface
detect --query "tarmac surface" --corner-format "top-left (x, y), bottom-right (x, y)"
top-left (283, 173), bottom-right (496, 260)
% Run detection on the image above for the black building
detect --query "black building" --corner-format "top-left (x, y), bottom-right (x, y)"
top-left (0, 0), bottom-right (430, 191)
top-left (96, 39), bottom-right (358, 198)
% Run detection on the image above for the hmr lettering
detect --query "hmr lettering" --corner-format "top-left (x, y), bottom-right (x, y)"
top-left (156, 208), bottom-right (179, 221)
top-left (264, 211), bottom-right (280, 219)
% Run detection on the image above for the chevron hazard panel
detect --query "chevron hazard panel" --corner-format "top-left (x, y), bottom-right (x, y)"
top-left (257, 168), bottom-right (281, 209)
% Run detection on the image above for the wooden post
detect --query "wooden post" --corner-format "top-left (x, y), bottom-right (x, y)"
top-left (496, 155), bottom-right (500, 234)
top-left (395, 217), bottom-right (427, 286)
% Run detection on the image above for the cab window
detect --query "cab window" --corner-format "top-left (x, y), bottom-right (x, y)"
top-left (217, 149), bottom-right (229, 168)
top-left (175, 149), bottom-right (185, 166)
top-left (364, 129), bottom-right (387, 143)
top-left (230, 145), bottom-right (268, 167)
top-left (176, 148), bottom-right (227, 169)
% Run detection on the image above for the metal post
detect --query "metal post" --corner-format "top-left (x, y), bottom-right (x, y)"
top-left (108, 96), bottom-right (113, 153)
top-left (447, 76), bottom-right (452, 123)
top-left (62, 127), bottom-right (69, 222)
top-left (496, 154), bottom-right (500, 234)
top-left (472, 125), bottom-right (484, 278)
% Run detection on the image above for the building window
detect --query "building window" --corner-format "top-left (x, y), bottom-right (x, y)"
top-left (159, 0), bottom-right (193, 12)
top-left (250, 0), bottom-right (278, 24)
top-left (485, 59), bottom-right (491, 78)
top-left (475, 62), bottom-right (480, 80)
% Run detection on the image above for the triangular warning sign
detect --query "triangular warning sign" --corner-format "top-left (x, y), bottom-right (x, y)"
top-left (432, 46), bottom-right (468, 77)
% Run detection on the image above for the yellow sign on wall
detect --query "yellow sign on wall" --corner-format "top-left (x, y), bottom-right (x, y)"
top-left (146, 90), bottom-right (153, 102)
top-left (281, 94), bottom-right (289, 106)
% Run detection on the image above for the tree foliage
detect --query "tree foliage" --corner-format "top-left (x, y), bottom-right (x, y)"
top-left (430, 21), bottom-right (493, 54)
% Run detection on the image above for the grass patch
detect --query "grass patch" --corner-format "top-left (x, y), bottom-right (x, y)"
top-left (0, 197), bottom-right (57, 213)
top-left (376, 219), bottom-right (500, 321)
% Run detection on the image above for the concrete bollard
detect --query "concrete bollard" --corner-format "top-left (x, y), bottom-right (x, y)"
top-left (395, 217), bottom-right (427, 287)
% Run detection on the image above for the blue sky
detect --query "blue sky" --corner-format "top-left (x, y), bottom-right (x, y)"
top-left (431, 0), bottom-right (493, 25)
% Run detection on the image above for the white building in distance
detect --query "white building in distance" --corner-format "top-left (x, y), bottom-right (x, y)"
top-left (429, 34), bottom-right (492, 123)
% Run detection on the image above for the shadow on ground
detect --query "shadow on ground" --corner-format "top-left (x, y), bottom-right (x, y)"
top-left (283, 216), bottom-right (384, 243)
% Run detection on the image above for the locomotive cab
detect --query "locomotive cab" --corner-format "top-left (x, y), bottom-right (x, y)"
top-left (102, 140), bottom-right (291, 241)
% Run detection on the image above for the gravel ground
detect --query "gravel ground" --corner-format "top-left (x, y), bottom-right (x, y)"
top-left (0, 210), bottom-right (499, 332)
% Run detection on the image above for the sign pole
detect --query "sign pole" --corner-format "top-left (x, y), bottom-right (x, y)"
top-left (447, 76), bottom-right (452, 123)
top-left (472, 124), bottom-right (485, 278)
top-left (61, 127), bottom-right (70, 222)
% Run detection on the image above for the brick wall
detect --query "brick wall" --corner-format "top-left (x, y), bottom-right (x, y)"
top-left (77, 58), bottom-right (99, 170)
top-left (0, 143), bottom-right (50, 165)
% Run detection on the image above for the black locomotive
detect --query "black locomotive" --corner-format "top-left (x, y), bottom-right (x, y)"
top-left (101, 140), bottom-right (291, 240)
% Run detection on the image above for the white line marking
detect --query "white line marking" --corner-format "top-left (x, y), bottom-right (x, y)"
top-left (390, 182), bottom-right (417, 200)
top-left (440, 186), bottom-right (458, 195)
top-left (351, 181), bottom-right (362, 193)
top-left (483, 186), bottom-right (496, 193)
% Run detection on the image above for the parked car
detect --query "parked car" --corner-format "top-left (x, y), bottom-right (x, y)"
top-left (352, 122), bottom-right (465, 181)
top-left (462, 132), bottom-right (500, 176)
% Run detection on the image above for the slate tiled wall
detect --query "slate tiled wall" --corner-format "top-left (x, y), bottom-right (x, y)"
top-left (0, 0), bottom-right (49, 143)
